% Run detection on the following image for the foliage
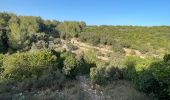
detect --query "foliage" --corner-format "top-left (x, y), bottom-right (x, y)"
top-left (105, 65), bottom-right (123, 80)
top-left (0, 28), bottom-right (9, 53)
top-left (79, 26), bottom-right (170, 53)
top-left (90, 62), bottom-right (122, 85)
top-left (123, 54), bottom-right (170, 99)
top-left (147, 60), bottom-right (170, 99)
top-left (0, 12), bottom-right (11, 27)
top-left (125, 56), bottom-right (156, 71)
top-left (66, 42), bottom-right (78, 51)
top-left (90, 67), bottom-right (106, 85)
top-left (84, 50), bottom-right (98, 64)
top-left (61, 52), bottom-right (78, 77)
top-left (58, 21), bottom-right (86, 39)
top-left (136, 70), bottom-right (159, 94)
top-left (76, 55), bottom-right (90, 74)
top-left (163, 54), bottom-right (170, 63)
top-left (0, 12), bottom-right (87, 52)
top-left (0, 54), bottom-right (4, 73)
top-left (123, 60), bottom-right (137, 81)
top-left (2, 50), bottom-right (58, 80)
top-left (1, 12), bottom-right (170, 99)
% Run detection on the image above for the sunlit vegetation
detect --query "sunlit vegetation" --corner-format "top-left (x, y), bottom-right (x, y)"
top-left (0, 12), bottom-right (170, 99)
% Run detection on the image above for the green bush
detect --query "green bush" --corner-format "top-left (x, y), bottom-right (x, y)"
top-left (2, 50), bottom-right (57, 80)
top-left (89, 60), bottom-right (123, 85)
top-left (61, 52), bottom-right (90, 77)
top-left (0, 54), bottom-right (4, 73)
top-left (123, 59), bottom-right (137, 81)
top-left (62, 52), bottom-right (78, 77)
top-left (90, 67), bottom-right (106, 85)
top-left (130, 54), bottom-right (170, 99)
top-left (163, 54), bottom-right (170, 63)
top-left (105, 66), bottom-right (122, 80)
top-left (83, 50), bottom-right (97, 64)
top-left (136, 70), bottom-right (159, 94)
top-left (76, 55), bottom-right (90, 74)
top-left (148, 61), bottom-right (170, 99)
top-left (125, 56), bottom-right (155, 72)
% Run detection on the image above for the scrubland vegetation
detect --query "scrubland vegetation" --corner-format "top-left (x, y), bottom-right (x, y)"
top-left (0, 12), bottom-right (170, 100)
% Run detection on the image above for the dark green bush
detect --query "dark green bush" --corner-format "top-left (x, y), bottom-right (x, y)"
top-left (128, 54), bottom-right (170, 99)
top-left (163, 54), bottom-right (170, 63)
top-left (90, 67), bottom-right (106, 85)
top-left (90, 62), bottom-right (123, 85)
top-left (0, 54), bottom-right (4, 73)
top-left (105, 66), bottom-right (123, 80)
top-left (136, 70), bottom-right (159, 94)
top-left (62, 52), bottom-right (78, 77)
top-left (148, 61), bottom-right (170, 99)
top-left (76, 55), bottom-right (90, 74)
top-left (123, 60), bottom-right (137, 81)
top-left (2, 50), bottom-right (58, 80)
top-left (61, 52), bottom-right (90, 77)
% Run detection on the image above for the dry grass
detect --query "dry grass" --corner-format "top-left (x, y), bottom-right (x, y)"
top-left (101, 80), bottom-right (149, 100)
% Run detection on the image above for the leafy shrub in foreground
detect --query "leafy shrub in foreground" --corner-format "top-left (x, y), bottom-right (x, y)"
top-left (90, 63), bottom-right (122, 85)
top-left (136, 70), bottom-right (159, 94)
top-left (126, 54), bottom-right (170, 99)
top-left (148, 61), bottom-right (170, 99)
top-left (2, 50), bottom-right (57, 80)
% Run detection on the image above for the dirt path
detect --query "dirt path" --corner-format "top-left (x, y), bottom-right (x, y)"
top-left (70, 38), bottom-right (147, 59)
top-left (71, 38), bottom-right (113, 53)
top-left (77, 76), bottom-right (105, 100)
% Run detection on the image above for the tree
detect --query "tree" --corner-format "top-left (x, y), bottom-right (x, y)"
top-left (57, 21), bottom-right (86, 38)
top-left (0, 28), bottom-right (9, 53)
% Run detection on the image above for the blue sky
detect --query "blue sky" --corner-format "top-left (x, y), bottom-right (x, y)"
top-left (0, 0), bottom-right (170, 26)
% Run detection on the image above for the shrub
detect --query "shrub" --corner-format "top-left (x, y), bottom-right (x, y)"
top-left (90, 60), bottom-right (123, 85)
top-left (136, 70), bottom-right (159, 94)
top-left (123, 60), bottom-right (137, 81)
top-left (148, 61), bottom-right (170, 99)
top-left (2, 50), bottom-right (57, 80)
top-left (29, 70), bottom-right (65, 89)
top-left (90, 67), bottom-right (106, 85)
top-left (125, 56), bottom-right (155, 72)
top-left (66, 42), bottom-right (78, 51)
top-left (76, 55), bottom-right (90, 74)
top-left (83, 50), bottom-right (97, 64)
top-left (163, 54), bottom-right (170, 63)
top-left (0, 54), bottom-right (4, 73)
top-left (105, 66), bottom-right (123, 80)
top-left (133, 54), bottom-right (170, 99)
top-left (62, 52), bottom-right (78, 77)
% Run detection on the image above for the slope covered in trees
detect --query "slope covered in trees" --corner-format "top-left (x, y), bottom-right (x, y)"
top-left (79, 26), bottom-right (170, 54)
top-left (0, 12), bottom-right (170, 100)
top-left (1, 12), bottom-right (170, 54)
top-left (0, 12), bottom-right (86, 53)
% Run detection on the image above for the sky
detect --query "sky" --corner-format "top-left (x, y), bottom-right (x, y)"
top-left (0, 0), bottom-right (170, 26)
